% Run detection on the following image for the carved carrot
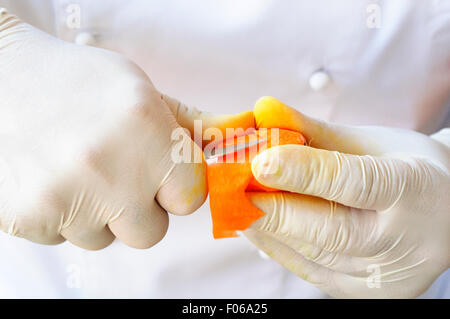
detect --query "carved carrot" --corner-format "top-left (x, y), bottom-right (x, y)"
top-left (207, 128), bottom-right (306, 238)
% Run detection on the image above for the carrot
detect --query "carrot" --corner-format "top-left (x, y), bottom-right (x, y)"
top-left (207, 128), bottom-right (306, 238)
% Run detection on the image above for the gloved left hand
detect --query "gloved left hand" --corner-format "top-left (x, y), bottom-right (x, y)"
top-left (245, 97), bottom-right (450, 298)
top-left (0, 8), bottom-right (254, 250)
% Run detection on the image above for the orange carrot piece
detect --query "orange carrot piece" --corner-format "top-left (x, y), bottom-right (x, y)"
top-left (207, 128), bottom-right (306, 238)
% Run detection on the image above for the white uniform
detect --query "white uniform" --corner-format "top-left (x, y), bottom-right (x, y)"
top-left (0, 0), bottom-right (448, 298)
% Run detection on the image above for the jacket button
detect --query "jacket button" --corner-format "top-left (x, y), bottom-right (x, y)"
top-left (74, 32), bottom-right (96, 46)
top-left (309, 70), bottom-right (331, 91)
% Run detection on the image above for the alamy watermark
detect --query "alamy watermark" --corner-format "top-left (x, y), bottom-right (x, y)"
top-left (170, 121), bottom-right (281, 174)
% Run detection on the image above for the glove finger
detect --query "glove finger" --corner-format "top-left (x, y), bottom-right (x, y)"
top-left (157, 94), bottom-right (254, 214)
top-left (279, 237), bottom-right (439, 291)
top-left (156, 132), bottom-right (207, 215)
top-left (251, 144), bottom-right (418, 210)
top-left (0, 211), bottom-right (66, 246)
top-left (254, 96), bottom-right (447, 161)
top-left (128, 92), bottom-right (209, 216)
top-left (245, 229), bottom-right (434, 298)
top-left (108, 199), bottom-right (168, 249)
top-left (254, 96), bottom-right (373, 155)
top-left (61, 225), bottom-right (115, 251)
top-left (85, 99), bottom-right (173, 249)
top-left (55, 141), bottom-right (170, 250)
top-left (244, 229), bottom-right (378, 298)
top-left (269, 237), bottom-right (379, 277)
top-left (248, 192), bottom-right (380, 257)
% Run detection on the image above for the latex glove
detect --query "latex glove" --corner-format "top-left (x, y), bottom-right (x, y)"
top-left (245, 97), bottom-right (450, 298)
top-left (0, 9), bottom-right (254, 250)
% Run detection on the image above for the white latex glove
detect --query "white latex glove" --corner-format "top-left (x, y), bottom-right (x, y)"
top-left (245, 97), bottom-right (450, 298)
top-left (0, 9), bottom-right (254, 250)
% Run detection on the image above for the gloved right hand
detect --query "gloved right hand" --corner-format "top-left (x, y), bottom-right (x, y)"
top-left (0, 9), bottom-right (254, 250)
top-left (245, 97), bottom-right (450, 298)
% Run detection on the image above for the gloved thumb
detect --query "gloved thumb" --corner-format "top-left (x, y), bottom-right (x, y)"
top-left (162, 94), bottom-right (255, 148)
top-left (251, 144), bottom-right (423, 210)
top-left (156, 94), bottom-right (255, 216)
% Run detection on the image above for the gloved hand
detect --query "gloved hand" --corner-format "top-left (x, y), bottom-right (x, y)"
top-left (0, 9), bottom-right (254, 250)
top-left (245, 97), bottom-right (450, 298)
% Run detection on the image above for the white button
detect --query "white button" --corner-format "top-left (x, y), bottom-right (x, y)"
top-left (309, 70), bottom-right (331, 91)
top-left (74, 32), bottom-right (96, 46)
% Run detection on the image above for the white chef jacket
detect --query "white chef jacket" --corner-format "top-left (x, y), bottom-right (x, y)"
top-left (0, 0), bottom-right (448, 298)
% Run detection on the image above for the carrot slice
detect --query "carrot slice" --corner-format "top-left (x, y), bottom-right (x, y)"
top-left (207, 128), bottom-right (306, 238)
